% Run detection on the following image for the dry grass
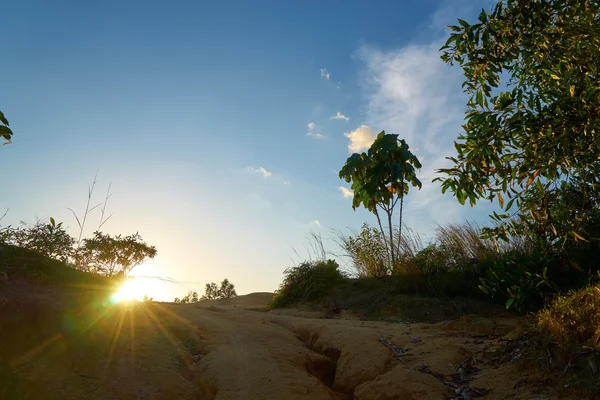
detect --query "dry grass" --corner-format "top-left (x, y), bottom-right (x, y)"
top-left (534, 285), bottom-right (600, 348)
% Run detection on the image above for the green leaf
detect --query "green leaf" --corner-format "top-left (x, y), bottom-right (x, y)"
top-left (505, 196), bottom-right (516, 211)
top-left (50, 217), bottom-right (56, 227)
top-left (0, 111), bottom-right (9, 126)
top-left (505, 298), bottom-right (514, 309)
top-left (476, 89), bottom-right (483, 106)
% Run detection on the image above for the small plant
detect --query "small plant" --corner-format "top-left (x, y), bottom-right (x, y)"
top-left (68, 172), bottom-right (114, 246)
top-left (271, 259), bottom-right (346, 308)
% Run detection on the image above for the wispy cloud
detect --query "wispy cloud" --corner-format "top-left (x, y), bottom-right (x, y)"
top-left (307, 122), bottom-right (315, 130)
top-left (338, 186), bottom-right (354, 198)
top-left (355, 18), bottom-right (496, 230)
top-left (249, 166), bottom-right (272, 178)
top-left (320, 68), bottom-right (331, 80)
top-left (307, 132), bottom-right (327, 140)
top-left (343, 125), bottom-right (376, 152)
top-left (331, 112), bottom-right (349, 121)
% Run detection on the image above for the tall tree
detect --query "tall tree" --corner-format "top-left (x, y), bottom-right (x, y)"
top-left (436, 0), bottom-right (600, 242)
top-left (339, 131), bottom-right (422, 273)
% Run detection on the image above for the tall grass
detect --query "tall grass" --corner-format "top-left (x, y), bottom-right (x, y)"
top-left (337, 221), bottom-right (537, 278)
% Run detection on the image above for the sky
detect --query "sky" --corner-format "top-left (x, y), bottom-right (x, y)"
top-left (1, 0), bottom-right (501, 301)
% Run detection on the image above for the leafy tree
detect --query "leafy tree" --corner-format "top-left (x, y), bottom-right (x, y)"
top-left (339, 131), bottom-right (421, 270)
top-left (77, 231), bottom-right (157, 277)
top-left (202, 282), bottom-right (220, 300)
top-left (0, 111), bottom-right (13, 145)
top-left (218, 278), bottom-right (237, 299)
top-left (201, 279), bottom-right (237, 300)
top-left (436, 0), bottom-right (600, 243)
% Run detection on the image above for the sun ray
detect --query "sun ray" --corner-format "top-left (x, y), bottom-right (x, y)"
top-left (141, 303), bottom-right (192, 365)
top-left (128, 306), bottom-right (136, 369)
top-left (103, 307), bottom-right (127, 377)
top-left (11, 333), bottom-right (63, 367)
top-left (149, 302), bottom-right (199, 331)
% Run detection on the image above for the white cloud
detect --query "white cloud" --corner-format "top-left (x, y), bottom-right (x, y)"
top-left (355, 26), bottom-right (497, 232)
top-left (307, 122), bottom-right (315, 130)
top-left (331, 112), bottom-right (349, 121)
top-left (320, 68), bottom-right (331, 80)
top-left (307, 132), bottom-right (327, 140)
top-left (311, 220), bottom-right (321, 227)
top-left (338, 186), bottom-right (354, 198)
top-left (249, 166), bottom-right (272, 178)
top-left (343, 125), bottom-right (376, 152)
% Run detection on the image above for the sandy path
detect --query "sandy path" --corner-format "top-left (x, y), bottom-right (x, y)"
top-left (148, 294), bottom-right (557, 400)
top-left (7, 293), bottom-right (561, 400)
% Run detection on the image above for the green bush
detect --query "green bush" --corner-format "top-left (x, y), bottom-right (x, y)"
top-left (271, 259), bottom-right (346, 308)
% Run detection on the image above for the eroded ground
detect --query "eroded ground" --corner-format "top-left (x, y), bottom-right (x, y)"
top-left (3, 293), bottom-right (559, 400)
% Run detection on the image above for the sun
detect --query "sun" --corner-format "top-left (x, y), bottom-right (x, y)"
top-left (112, 279), bottom-right (146, 302)
top-left (110, 263), bottom-right (168, 303)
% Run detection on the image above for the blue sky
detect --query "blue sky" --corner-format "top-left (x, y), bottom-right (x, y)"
top-left (1, 0), bottom-right (499, 300)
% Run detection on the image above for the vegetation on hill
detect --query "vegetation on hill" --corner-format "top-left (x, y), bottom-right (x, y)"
top-left (173, 279), bottom-right (238, 303)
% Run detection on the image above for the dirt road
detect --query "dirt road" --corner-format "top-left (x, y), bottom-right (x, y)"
top-left (7, 293), bottom-right (557, 400)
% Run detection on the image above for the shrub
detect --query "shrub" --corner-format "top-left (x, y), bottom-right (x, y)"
top-left (529, 284), bottom-right (600, 388)
top-left (271, 259), bottom-right (346, 308)
top-left (413, 244), bottom-right (448, 275)
top-left (336, 223), bottom-right (388, 277)
top-left (535, 284), bottom-right (600, 348)
top-left (0, 218), bottom-right (75, 263)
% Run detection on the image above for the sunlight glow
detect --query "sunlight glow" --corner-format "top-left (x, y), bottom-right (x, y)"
top-left (111, 262), bottom-right (170, 303)
top-left (112, 279), bottom-right (147, 302)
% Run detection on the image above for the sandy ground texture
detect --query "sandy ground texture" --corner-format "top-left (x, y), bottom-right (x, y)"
top-left (5, 293), bottom-right (561, 400)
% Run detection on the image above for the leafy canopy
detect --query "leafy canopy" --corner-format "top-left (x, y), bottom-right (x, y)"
top-left (436, 0), bottom-right (600, 238)
top-left (340, 131), bottom-right (422, 213)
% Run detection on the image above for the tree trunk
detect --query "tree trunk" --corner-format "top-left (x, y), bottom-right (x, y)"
top-left (398, 190), bottom-right (404, 258)
top-left (374, 208), bottom-right (390, 276)
top-left (387, 210), bottom-right (395, 274)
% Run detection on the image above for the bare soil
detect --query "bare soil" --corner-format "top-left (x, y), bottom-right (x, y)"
top-left (1, 290), bottom-right (564, 400)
